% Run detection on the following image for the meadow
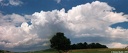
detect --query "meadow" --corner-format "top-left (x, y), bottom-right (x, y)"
top-left (19, 48), bottom-right (128, 53)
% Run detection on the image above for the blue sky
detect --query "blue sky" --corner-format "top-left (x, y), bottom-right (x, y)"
top-left (0, 0), bottom-right (128, 28)
top-left (0, 0), bottom-right (128, 52)
top-left (1, 0), bottom-right (128, 14)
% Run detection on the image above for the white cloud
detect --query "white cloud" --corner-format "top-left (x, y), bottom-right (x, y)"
top-left (0, 13), bottom-right (27, 26)
top-left (65, 1), bottom-right (128, 37)
top-left (106, 27), bottom-right (128, 39)
top-left (0, 0), bottom-right (23, 6)
top-left (55, 0), bottom-right (61, 3)
top-left (107, 42), bottom-right (127, 48)
top-left (0, 26), bottom-right (41, 48)
top-left (9, 0), bottom-right (23, 6)
top-left (0, 0), bottom-right (2, 2)
top-left (0, 1), bottom-right (128, 51)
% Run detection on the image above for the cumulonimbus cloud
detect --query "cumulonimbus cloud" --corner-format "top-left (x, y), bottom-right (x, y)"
top-left (0, 1), bottom-right (128, 52)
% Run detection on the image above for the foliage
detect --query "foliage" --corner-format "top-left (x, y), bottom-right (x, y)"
top-left (50, 32), bottom-right (107, 53)
top-left (71, 42), bottom-right (108, 49)
top-left (0, 50), bottom-right (11, 53)
top-left (88, 43), bottom-right (108, 49)
top-left (50, 32), bottom-right (71, 53)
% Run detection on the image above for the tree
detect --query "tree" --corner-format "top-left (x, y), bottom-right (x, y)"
top-left (88, 43), bottom-right (108, 49)
top-left (88, 43), bottom-right (96, 49)
top-left (76, 43), bottom-right (84, 49)
top-left (83, 42), bottom-right (88, 49)
top-left (50, 32), bottom-right (71, 53)
top-left (71, 44), bottom-right (77, 49)
top-left (71, 42), bottom-right (107, 49)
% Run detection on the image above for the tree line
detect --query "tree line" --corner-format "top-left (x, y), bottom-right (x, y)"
top-left (70, 42), bottom-right (107, 49)
top-left (50, 32), bottom-right (108, 53)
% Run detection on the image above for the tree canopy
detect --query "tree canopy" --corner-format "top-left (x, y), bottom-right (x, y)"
top-left (71, 42), bottom-right (108, 49)
top-left (50, 32), bottom-right (71, 53)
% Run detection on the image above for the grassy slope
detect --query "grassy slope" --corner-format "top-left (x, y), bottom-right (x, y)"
top-left (71, 48), bottom-right (128, 53)
top-left (15, 48), bottom-right (128, 53)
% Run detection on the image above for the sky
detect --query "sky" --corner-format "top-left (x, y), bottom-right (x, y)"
top-left (0, 0), bottom-right (128, 52)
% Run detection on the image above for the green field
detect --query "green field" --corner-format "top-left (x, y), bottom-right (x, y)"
top-left (18, 48), bottom-right (128, 53)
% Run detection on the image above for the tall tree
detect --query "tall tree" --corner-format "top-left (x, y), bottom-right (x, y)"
top-left (50, 32), bottom-right (71, 53)
top-left (83, 42), bottom-right (88, 49)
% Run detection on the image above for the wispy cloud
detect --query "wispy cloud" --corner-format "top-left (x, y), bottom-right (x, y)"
top-left (0, 0), bottom-right (23, 6)
top-left (55, 0), bottom-right (61, 3)
top-left (9, 0), bottom-right (23, 6)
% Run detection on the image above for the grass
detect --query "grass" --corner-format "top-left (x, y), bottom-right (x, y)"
top-left (70, 48), bottom-right (128, 53)
top-left (70, 49), bottom-right (111, 53)
top-left (15, 48), bottom-right (128, 53)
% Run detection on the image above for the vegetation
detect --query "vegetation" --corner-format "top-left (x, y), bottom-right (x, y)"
top-left (50, 32), bottom-right (71, 53)
top-left (50, 32), bottom-right (108, 53)
top-left (22, 48), bottom-right (128, 53)
top-left (71, 42), bottom-right (107, 49)
top-left (0, 50), bottom-right (11, 53)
